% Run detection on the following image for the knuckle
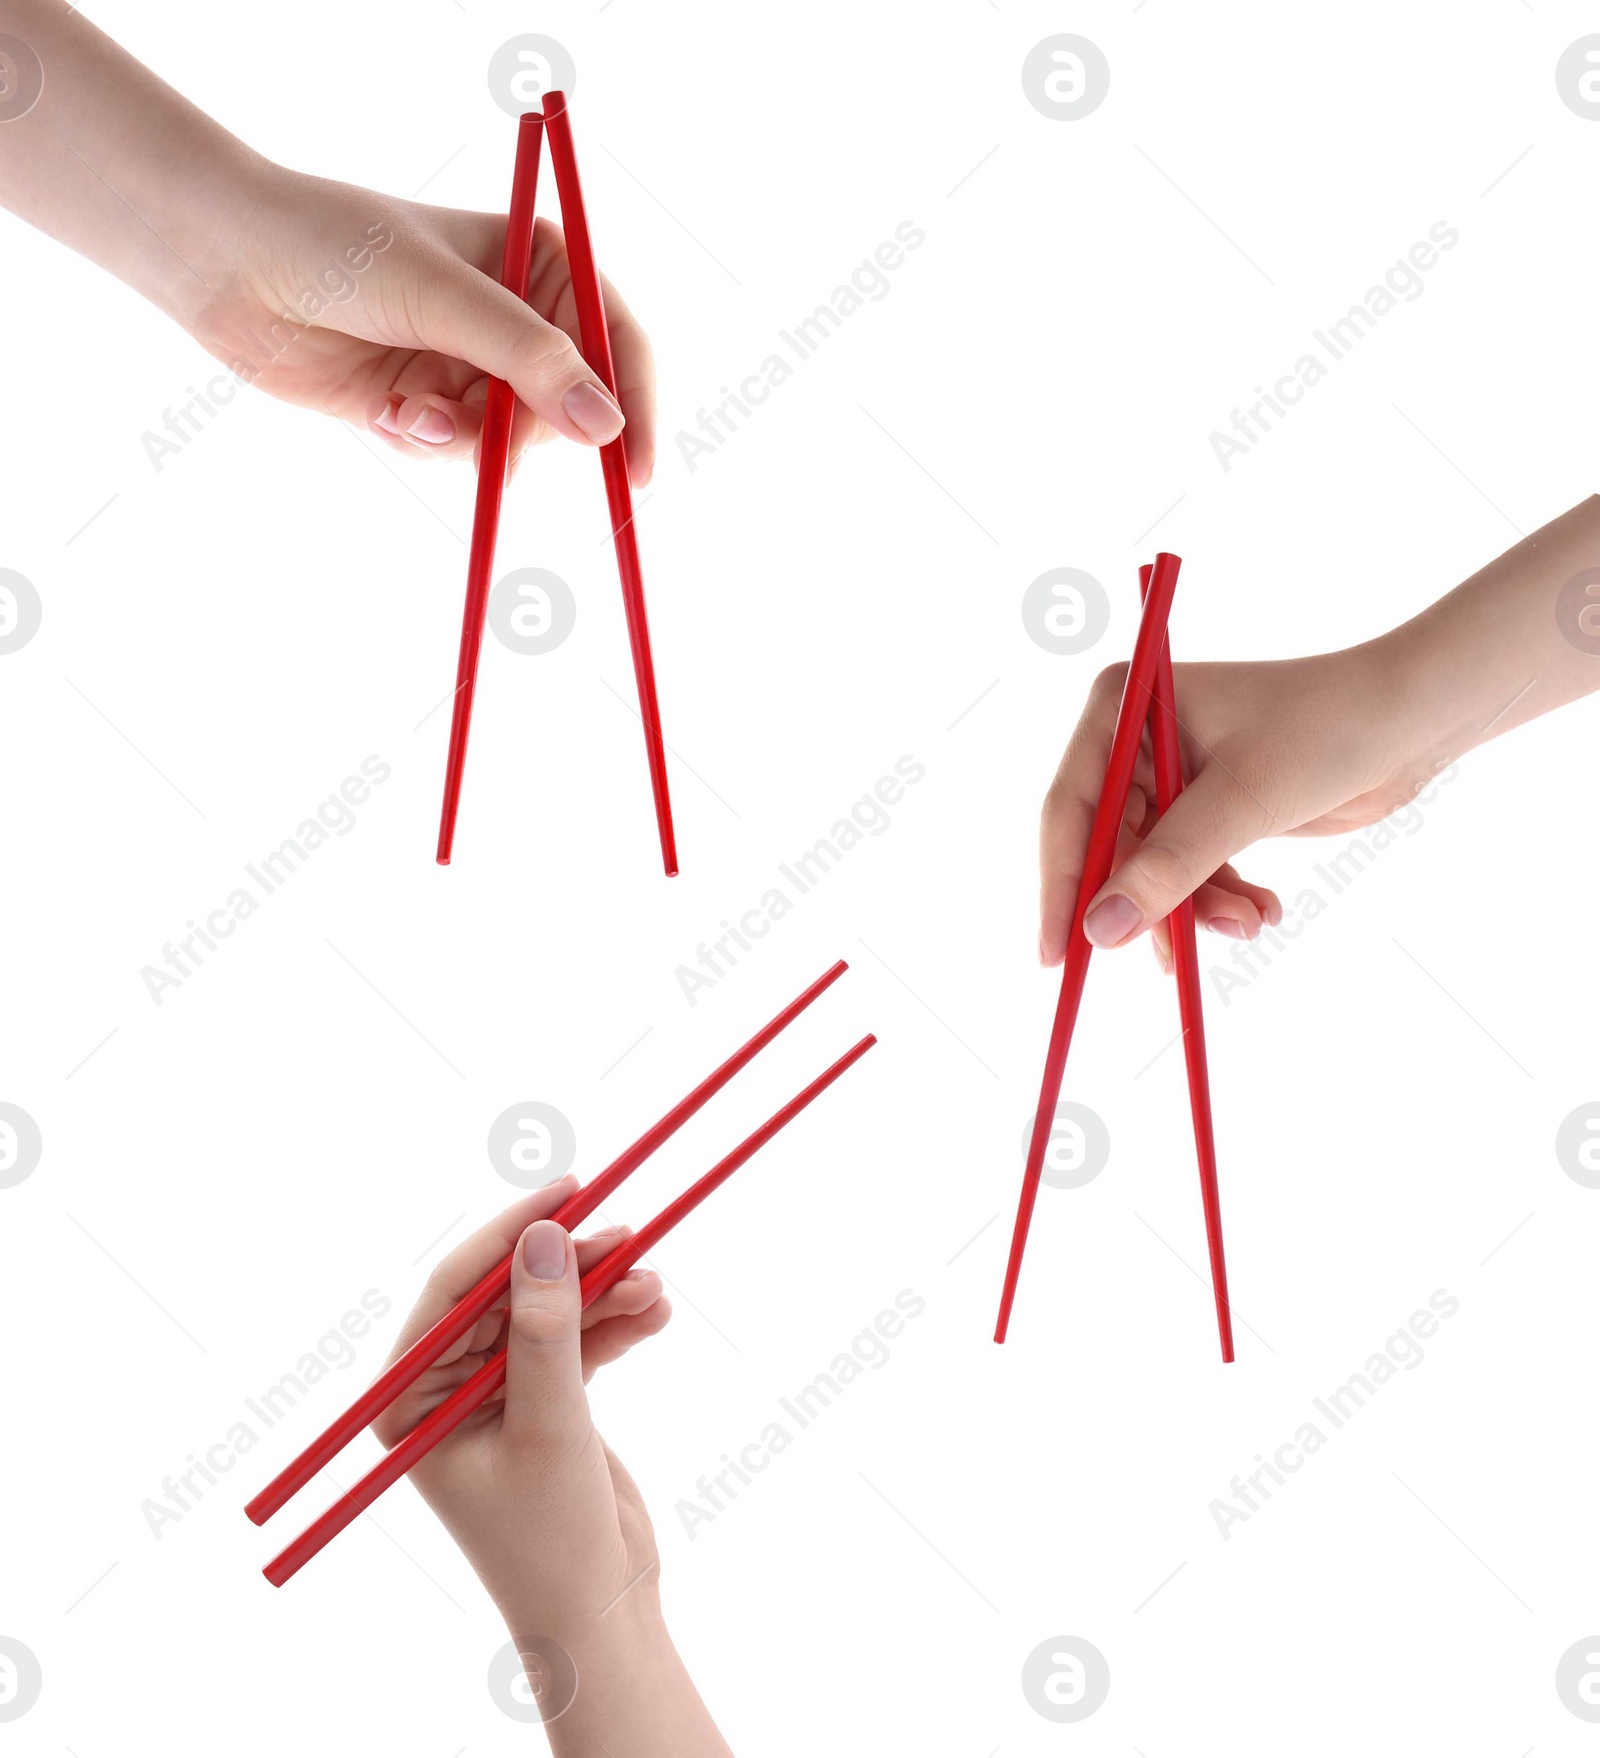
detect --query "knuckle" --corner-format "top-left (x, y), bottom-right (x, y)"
top-left (421, 1262), bottom-right (462, 1308)
top-left (1132, 839), bottom-right (1199, 906)
top-left (510, 1298), bottom-right (570, 1350)
top-left (1089, 661), bottom-right (1130, 708)
top-left (509, 320), bottom-right (579, 384)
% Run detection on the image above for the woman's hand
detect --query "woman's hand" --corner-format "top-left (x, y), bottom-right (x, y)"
top-left (191, 168), bottom-right (656, 481)
top-left (372, 1181), bottom-right (669, 1642)
top-left (374, 1186), bottom-right (733, 1754)
top-left (1040, 642), bottom-right (1421, 971)
top-left (1042, 495), bottom-right (1600, 972)
top-left (0, 3), bottom-right (655, 482)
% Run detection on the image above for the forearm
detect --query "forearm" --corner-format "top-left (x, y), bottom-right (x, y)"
top-left (0, 1), bottom-right (265, 326)
top-left (1381, 494), bottom-right (1600, 770)
top-left (520, 1596), bottom-right (733, 1758)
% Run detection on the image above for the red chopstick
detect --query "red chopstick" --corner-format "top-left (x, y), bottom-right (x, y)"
top-left (994, 551), bottom-right (1183, 1343)
top-left (437, 112), bottom-right (545, 864)
top-left (541, 90), bottom-right (677, 878)
top-left (245, 960), bottom-right (849, 1527)
top-left (261, 1033), bottom-right (875, 1586)
top-left (1139, 563), bottom-right (1233, 1363)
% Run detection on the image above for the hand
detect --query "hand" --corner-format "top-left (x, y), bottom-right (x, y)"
top-left (1040, 642), bottom-right (1429, 972)
top-left (372, 1179), bottom-right (669, 1642)
top-left (191, 165), bottom-right (656, 480)
top-left (0, 1), bottom-right (654, 482)
top-left (373, 1185), bottom-right (733, 1754)
top-left (1041, 495), bottom-right (1600, 972)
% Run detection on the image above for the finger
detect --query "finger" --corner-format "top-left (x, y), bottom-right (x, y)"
top-left (437, 1230), bottom-right (642, 1359)
top-left (501, 1220), bottom-right (589, 1455)
top-left (580, 1300), bottom-right (673, 1383)
top-left (394, 1266), bottom-right (664, 1423)
top-left (388, 1177), bottom-right (579, 1364)
top-left (574, 1225), bottom-right (632, 1276)
top-left (410, 258), bottom-right (626, 451)
top-left (1190, 879), bottom-right (1263, 941)
top-left (1210, 861), bottom-right (1283, 928)
top-left (1082, 795), bottom-right (1155, 949)
top-left (1082, 767), bottom-right (1266, 949)
top-left (367, 390), bottom-right (485, 461)
top-left (1039, 665), bottom-right (1129, 967)
top-left (1149, 886), bottom-right (1264, 966)
top-left (1119, 816), bottom-right (1268, 960)
top-left (505, 396), bottom-right (551, 479)
top-left (582, 1266), bottom-right (665, 1325)
top-left (600, 272), bottom-right (655, 486)
top-left (371, 377), bottom-right (551, 479)
top-left (1146, 861), bottom-right (1278, 960)
top-left (526, 219), bottom-right (655, 484)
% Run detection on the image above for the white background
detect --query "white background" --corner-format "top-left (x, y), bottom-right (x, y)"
top-left (3, 1), bottom-right (1600, 1751)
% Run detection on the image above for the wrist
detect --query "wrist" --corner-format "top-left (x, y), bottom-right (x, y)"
top-left (506, 1596), bottom-right (697, 1748)
top-left (1354, 623), bottom-right (1462, 786)
top-left (146, 140), bottom-right (282, 336)
top-left (508, 1576), bottom-right (668, 1672)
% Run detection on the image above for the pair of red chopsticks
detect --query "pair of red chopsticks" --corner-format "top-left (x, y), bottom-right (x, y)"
top-left (995, 553), bottom-right (1234, 1360)
top-left (438, 90), bottom-right (676, 874)
top-left (247, 961), bottom-right (873, 1585)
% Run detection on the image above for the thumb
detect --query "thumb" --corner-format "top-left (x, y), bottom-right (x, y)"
top-left (1082, 767), bottom-right (1263, 948)
top-left (501, 1219), bottom-right (590, 1453)
top-left (409, 257), bottom-right (625, 450)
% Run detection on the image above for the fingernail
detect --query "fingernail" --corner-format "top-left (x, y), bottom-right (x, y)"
top-left (523, 1220), bottom-right (567, 1281)
top-left (374, 400), bottom-right (401, 436)
top-left (404, 404), bottom-right (454, 445)
top-left (1083, 893), bottom-right (1141, 947)
top-left (1210, 918), bottom-right (1249, 940)
top-left (1152, 939), bottom-right (1172, 976)
top-left (561, 381), bottom-right (625, 443)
